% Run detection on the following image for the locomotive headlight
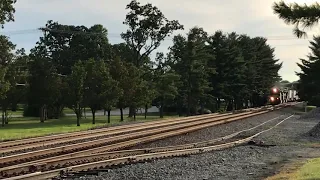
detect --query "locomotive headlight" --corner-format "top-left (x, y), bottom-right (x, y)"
top-left (270, 97), bottom-right (275, 101)
top-left (273, 88), bottom-right (277, 93)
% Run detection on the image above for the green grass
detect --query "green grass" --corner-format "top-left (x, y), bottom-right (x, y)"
top-left (0, 114), bottom-right (177, 141)
top-left (295, 158), bottom-right (320, 180)
top-left (306, 106), bottom-right (317, 112)
top-left (0, 110), bottom-right (23, 116)
top-left (266, 158), bottom-right (320, 180)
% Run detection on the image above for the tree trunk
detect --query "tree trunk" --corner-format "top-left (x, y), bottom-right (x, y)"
top-left (76, 113), bottom-right (80, 126)
top-left (200, 101), bottom-right (204, 115)
top-left (144, 104), bottom-right (148, 119)
top-left (104, 109), bottom-right (106, 116)
top-left (120, 108), bottom-right (124, 122)
top-left (91, 108), bottom-right (96, 124)
top-left (44, 106), bottom-right (47, 120)
top-left (40, 105), bottom-right (44, 123)
top-left (224, 101), bottom-right (229, 112)
top-left (59, 106), bottom-right (64, 119)
top-left (4, 110), bottom-right (8, 124)
top-left (133, 109), bottom-right (136, 121)
top-left (177, 103), bottom-right (182, 117)
top-left (2, 111), bottom-right (5, 127)
top-left (160, 103), bottom-right (164, 118)
top-left (107, 109), bottom-right (111, 124)
top-left (76, 105), bottom-right (81, 126)
top-left (128, 106), bottom-right (134, 118)
top-left (186, 95), bottom-right (191, 117)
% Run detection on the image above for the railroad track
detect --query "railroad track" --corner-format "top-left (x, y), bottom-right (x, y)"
top-left (0, 106), bottom-right (266, 153)
top-left (2, 110), bottom-right (296, 180)
top-left (0, 108), bottom-right (272, 168)
top-left (0, 103), bottom-right (292, 179)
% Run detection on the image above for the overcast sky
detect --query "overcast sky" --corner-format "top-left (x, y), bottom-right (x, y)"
top-left (1, 0), bottom-right (318, 82)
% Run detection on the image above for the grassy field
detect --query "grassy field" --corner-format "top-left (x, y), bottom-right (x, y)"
top-left (0, 114), bottom-right (177, 141)
top-left (295, 158), bottom-right (320, 179)
top-left (267, 158), bottom-right (320, 180)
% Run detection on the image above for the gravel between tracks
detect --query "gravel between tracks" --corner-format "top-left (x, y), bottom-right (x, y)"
top-left (63, 104), bottom-right (320, 180)
top-left (128, 109), bottom-right (293, 149)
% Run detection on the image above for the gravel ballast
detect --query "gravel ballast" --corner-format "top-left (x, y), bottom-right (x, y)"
top-left (65, 105), bottom-right (320, 180)
top-left (129, 109), bottom-right (293, 149)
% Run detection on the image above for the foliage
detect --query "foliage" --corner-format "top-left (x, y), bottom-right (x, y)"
top-left (83, 59), bottom-right (120, 124)
top-left (0, 35), bottom-right (14, 101)
top-left (33, 20), bottom-right (111, 75)
top-left (0, 0), bottom-right (16, 28)
top-left (153, 53), bottom-right (180, 118)
top-left (273, 1), bottom-right (320, 38)
top-left (66, 61), bottom-right (87, 126)
top-left (1, 49), bottom-right (29, 126)
top-left (0, 66), bottom-right (9, 101)
top-left (0, 35), bottom-right (16, 65)
top-left (169, 27), bottom-right (214, 115)
top-left (121, 0), bottom-right (184, 67)
top-left (296, 36), bottom-right (320, 106)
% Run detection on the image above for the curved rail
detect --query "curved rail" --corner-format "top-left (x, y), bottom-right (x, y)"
top-left (0, 109), bottom-right (269, 167)
top-left (0, 106), bottom-right (266, 149)
top-left (0, 105), bottom-right (293, 178)
top-left (4, 114), bottom-right (295, 180)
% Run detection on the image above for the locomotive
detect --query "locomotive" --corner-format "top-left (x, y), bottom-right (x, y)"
top-left (269, 87), bottom-right (281, 105)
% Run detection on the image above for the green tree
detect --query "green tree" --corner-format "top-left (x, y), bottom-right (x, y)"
top-left (297, 36), bottom-right (320, 106)
top-left (1, 49), bottom-right (29, 126)
top-left (121, 0), bottom-right (184, 67)
top-left (84, 59), bottom-right (120, 124)
top-left (109, 57), bottom-right (129, 121)
top-left (26, 56), bottom-right (62, 122)
top-left (121, 0), bottom-right (183, 117)
top-left (28, 21), bottom-right (112, 118)
top-left (0, 66), bottom-right (10, 126)
top-left (0, 35), bottom-right (15, 65)
top-left (208, 31), bottom-right (282, 109)
top-left (273, 1), bottom-right (320, 38)
top-left (154, 53), bottom-right (179, 118)
top-left (169, 27), bottom-right (213, 116)
top-left (0, 0), bottom-right (16, 28)
top-left (0, 35), bottom-right (15, 126)
top-left (67, 61), bottom-right (87, 126)
top-left (37, 20), bottom-right (112, 75)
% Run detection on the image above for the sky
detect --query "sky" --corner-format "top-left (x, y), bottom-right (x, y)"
top-left (1, 0), bottom-right (318, 82)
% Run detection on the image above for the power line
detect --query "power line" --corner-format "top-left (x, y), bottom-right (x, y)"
top-left (0, 28), bottom-right (312, 41)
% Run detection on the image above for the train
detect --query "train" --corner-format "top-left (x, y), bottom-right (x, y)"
top-left (268, 86), bottom-right (299, 105)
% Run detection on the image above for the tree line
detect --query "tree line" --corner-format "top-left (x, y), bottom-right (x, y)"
top-left (0, 0), bottom-right (282, 126)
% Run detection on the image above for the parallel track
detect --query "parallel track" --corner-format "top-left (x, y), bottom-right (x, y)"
top-left (0, 109), bottom-right (268, 168)
top-left (0, 104), bottom-right (292, 179)
top-left (4, 112), bottom-right (295, 180)
top-left (0, 106), bottom-right (264, 151)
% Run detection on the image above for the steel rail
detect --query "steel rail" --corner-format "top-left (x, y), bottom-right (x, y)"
top-left (0, 112), bottom-right (238, 154)
top-left (4, 114), bottom-right (295, 180)
top-left (0, 113), bottom-right (221, 148)
top-left (0, 113), bottom-right (288, 178)
top-left (0, 110), bottom-right (264, 167)
top-left (0, 106), bottom-right (264, 149)
top-left (1, 107), bottom-right (281, 178)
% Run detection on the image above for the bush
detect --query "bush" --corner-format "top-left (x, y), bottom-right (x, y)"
top-left (309, 95), bottom-right (320, 107)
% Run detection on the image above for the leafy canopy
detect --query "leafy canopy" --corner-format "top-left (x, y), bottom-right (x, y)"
top-left (273, 1), bottom-right (320, 38)
top-left (0, 0), bottom-right (16, 28)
